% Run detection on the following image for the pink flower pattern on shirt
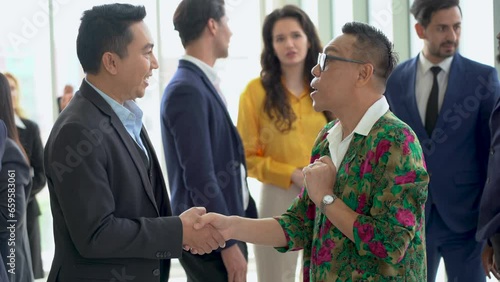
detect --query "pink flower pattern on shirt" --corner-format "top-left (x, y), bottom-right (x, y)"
top-left (276, 114), bottom-right (429, 281)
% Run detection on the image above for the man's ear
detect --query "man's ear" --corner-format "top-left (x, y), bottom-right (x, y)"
top-left (207, 18), bottom-right (217, 36)
top-left (415, 23), bottom-right (426, 39)
top-left (101, 52), bottom-right (119, 75)
top-left (356, 64), bottom-right (374, 86)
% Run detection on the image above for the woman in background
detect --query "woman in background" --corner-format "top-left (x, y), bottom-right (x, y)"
top-left (0, 72), bottom-right (34, 282)
top-left (237, 5), bottom-right (330, 282)
top-left (4, 72), bottom-right (46, 279)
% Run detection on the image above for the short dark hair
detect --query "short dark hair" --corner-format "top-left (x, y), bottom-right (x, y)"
top-left (410, 0), bottom-right (461, 28)
top-left (342, 22), bottom-right (398, 81)
top-left (173, 0), bottom-right (225, 47)
top-left (76, 4), bottom-right (146, 74)
top-left (260, 4), bottom-right (323, 132)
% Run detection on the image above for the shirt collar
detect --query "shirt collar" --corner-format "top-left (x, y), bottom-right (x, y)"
top-left (327, 96), bottom-right (389, 140)
top-left (418, 51), bottom-right (454, 75)
top-left (181, 54), bottom-right (220, 86)
top-left (14, 114), bottom-right (26, 129)
top-left (85, 78), bottom-right (144, 132)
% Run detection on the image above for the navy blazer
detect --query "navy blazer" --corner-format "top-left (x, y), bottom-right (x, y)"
top-left (0, 120), bottom-right (5, 171)
top-left (0, 139), bottom-right (34, 282)
top-left (477, 97), bottom-right (500, 240)
top-left (161, 60), bottom-right (257, 249)
top-left (45, 80), bottom-right (182, 282)
top-left (385, 53), bottom-right (500, 233)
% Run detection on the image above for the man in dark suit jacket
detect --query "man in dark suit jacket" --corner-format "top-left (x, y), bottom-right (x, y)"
top-left (476, 32), bottom-right (500, 280)
top-left (161, 0), bottom-right (257, 281)
top-left (44, 4), bottom-right (225, 282)
top-left (385, 1), bottom-right (500, 281)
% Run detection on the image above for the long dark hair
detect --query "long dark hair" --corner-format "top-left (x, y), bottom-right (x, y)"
top-left (260, 5), bottom-right (323, 132)
top-left (0, 73), bottom-right (29, 163)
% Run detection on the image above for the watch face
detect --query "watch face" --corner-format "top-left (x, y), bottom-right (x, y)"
top-left (323, 195), bottom-right (334, 204)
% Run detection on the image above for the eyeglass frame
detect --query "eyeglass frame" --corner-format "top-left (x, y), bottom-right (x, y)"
top-left (317, 52), bottom-right (372, 73)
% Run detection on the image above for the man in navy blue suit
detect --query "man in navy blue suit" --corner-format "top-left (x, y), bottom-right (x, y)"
top-left (477, 33), bottom-right (500, 280)
top-left (160, 0), bottom-right (257, 281)
top-left (385, 0), bottom-right (500, 281)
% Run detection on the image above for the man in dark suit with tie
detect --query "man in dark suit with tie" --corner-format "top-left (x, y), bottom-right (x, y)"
top-left (44, 4), bottom-right (225, 282)
top-left (385, 0), bottom-right (500, 281)
top-left (161, 0), bottom-right (257, 281)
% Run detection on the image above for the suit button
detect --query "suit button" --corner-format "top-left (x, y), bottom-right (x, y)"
top-left (491, 148), bottom-right (495, 155)
top-left (152, 269), bottom-right (160, 276)
top-left (166, 252), bottom-right (171, 258)
top-left (155, 252), bottom-right (161, 258)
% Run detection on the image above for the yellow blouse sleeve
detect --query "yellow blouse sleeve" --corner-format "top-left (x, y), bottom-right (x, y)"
top-left (237, 80), bottom-right (297, 189)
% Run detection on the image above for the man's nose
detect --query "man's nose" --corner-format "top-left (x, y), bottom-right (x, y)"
top-left (311, 64), bottom-right (321, 77)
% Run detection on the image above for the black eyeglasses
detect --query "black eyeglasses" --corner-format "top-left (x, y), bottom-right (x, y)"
top-left (317, 52), bottom-right (368, 72)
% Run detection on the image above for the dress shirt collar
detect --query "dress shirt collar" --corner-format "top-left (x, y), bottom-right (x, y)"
top-left (327, 96), bottom-right (390, 141)
top-left (14, 114), bottom-right (26, 129)
top-left (84, 78), bottom-right (144, 139)
top-left (181, 54), bottom-right (220, 86)
top-left (418, 52), bottom-right (453, 75)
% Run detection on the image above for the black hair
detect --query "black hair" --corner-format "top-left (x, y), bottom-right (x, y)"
top-left (342, 21), bottom-right (398, 81)
top-left (173, 0), bottom-right (225, 47)
top-left (76, 4), bottom-right (146, 74)
top-left (410, 0), bottom-right (461, 28)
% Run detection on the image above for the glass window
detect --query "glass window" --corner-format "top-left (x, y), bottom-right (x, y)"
top-left (368, 0), bottom-right (394, 42)
top-left (332, 0), bottom-right (353, 37)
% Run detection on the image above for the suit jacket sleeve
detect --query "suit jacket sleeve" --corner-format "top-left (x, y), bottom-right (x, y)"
top-left (47, 123), bottom-right (182, 259)
top-left (163, 84), bottom-right (231, 216)
top-left (27, 121), bottom-right (46, 198)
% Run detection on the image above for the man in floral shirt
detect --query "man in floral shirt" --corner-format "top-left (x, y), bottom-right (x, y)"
top-left (194, 22), bottom-right (429, 281)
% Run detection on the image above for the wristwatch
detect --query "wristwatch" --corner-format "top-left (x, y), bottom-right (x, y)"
top-left (320, 194), bottom-right (337, 214)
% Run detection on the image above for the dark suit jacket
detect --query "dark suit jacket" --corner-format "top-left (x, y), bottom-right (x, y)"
top-left (0, 121), bottom-right (10, 282)
top-left (161, 60), bottom-right (257, 250)
top-left (17, 118), bottom-right (46, 277)
top-left (385, 53), bottom-right (500, 233)
top-left (0, 138), bottom-right (34, 282)
top-left (44, 80), bottom-right (183, 282)
top-left (18, 118), bottom-right (46, 210)
top-left (477, 97), bottom-right (500, 240)
top-left (0, 120), bottom-right (5, 171)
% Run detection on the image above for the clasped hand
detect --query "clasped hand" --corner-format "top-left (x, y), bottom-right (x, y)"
top-left (179, 207), bottom-right (226, 255)
top-left (302, 156), bottom-right (337, 205)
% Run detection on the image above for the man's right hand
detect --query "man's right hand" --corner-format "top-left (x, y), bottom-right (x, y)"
top-left (179, 207), bottom-right (226, 255)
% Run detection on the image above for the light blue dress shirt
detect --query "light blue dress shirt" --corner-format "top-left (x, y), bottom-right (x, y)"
top-left (85, 78), bottom-right (148, 159)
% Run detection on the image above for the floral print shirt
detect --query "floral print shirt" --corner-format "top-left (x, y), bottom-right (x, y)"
top-left (275, 111), bottom-right (429, 281)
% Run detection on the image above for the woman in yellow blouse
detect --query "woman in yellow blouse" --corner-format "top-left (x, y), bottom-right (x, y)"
top-left (237, 5), bottom-right (330, 282)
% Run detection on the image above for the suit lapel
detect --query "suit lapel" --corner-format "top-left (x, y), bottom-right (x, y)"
top-left (79, 81), bottom-right (160, 214)
top-left (181, 60), bottom-right (244, 158)
top-left (402, 56), bottom-right (428, 137)
top-left (436, 54), bottom-right (465, 132)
